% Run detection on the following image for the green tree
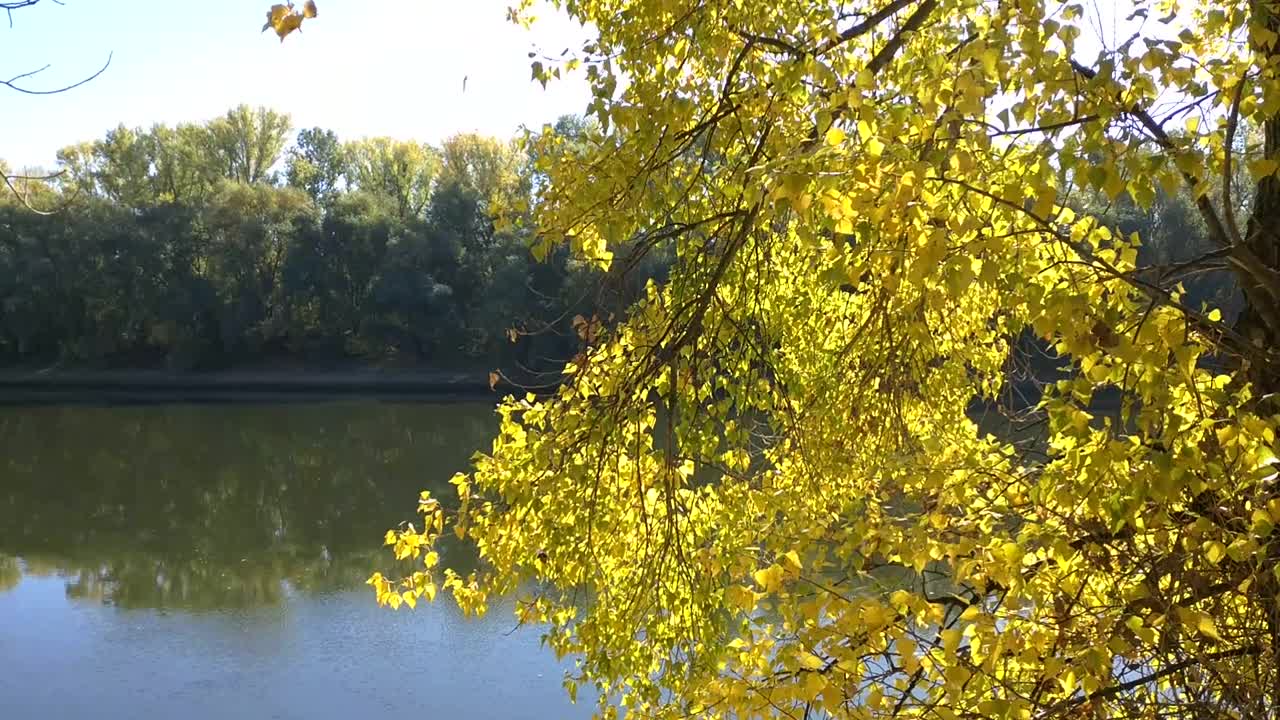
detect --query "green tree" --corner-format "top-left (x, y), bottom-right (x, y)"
top-left (438, 133), bottom-right (524, 212)
top-left (376, 1), bottom-right (1280, 718)
top-left (3, 106), bottom-right (612, 373)
top-left (92, 125), bottom-right (155, 207)
top-left (148, 123), bottom-right (221, 204)
top-left (282, 190), bottom-right (393, 346)
top-left (346, 137), bottom-right (440, 220)
top-left (286, 127), bottom-right (348, 205)
top-left (206, 105), bottom-right (292, 186)
top-left (199, 182), bottom-right (318, 353)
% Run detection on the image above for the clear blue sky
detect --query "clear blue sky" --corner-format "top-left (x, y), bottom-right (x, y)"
top-left (0, 0), bottom-right (594, 170)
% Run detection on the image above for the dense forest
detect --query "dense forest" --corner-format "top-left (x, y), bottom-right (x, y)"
top-left (0, 106), bottom-right (642, 373)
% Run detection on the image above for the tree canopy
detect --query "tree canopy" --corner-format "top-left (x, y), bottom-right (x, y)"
top-left (374, 1), bottom-right (1280, 718)
top-left (0, 112), bottom-right (607, 372)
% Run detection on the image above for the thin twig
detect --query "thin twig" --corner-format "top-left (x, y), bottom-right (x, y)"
top-left (2, 51), bottom-right (111, 95)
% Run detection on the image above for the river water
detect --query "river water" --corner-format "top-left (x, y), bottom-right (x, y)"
top-left (0, 401), bottom-right (589, 719)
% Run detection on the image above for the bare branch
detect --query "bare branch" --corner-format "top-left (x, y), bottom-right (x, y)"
top-left (3, 0), bottom-right (64, 30)
top-left (1, 169), bottom-right (67, 215)
top-left (2, 51), bottom-right (112, 95)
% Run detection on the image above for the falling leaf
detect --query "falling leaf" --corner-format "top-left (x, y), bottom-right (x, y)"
top-left (263, 4), bottom-right (289, 32)
top-left (262, 1), bottom-right (317, 42)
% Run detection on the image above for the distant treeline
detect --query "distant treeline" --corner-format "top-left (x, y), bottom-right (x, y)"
top-left (0, 107), bottom-right (646, 372)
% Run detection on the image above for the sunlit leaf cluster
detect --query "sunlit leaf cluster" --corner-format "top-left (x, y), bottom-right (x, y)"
top-left (377, 1), bottom-right (1280, 717)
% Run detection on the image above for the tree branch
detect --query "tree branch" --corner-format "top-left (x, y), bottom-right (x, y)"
top-left (1039, 645), bottom-right (1260, 717)
top-left (865, 0), bottom-right (938, 75)
top-left (1223, 75), bottom-right (1247, 247)
top-left (1071, 59), bottom-right (1280, 337)
top-left (818, 0), bottom-right (917, 55)
top-left (2, 51), bottom-right (111, 95)
top-left (2, 0), bottom-right (62, 29)
top-left (1, 169), bottom-right (68, 215)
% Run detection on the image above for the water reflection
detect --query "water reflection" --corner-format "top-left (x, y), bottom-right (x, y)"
top-left (0, 402), bottom-right (496, 609)
top-left (0, 553), bottom-right (18, 593)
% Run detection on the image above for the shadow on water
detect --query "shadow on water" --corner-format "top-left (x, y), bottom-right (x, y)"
top-left (0, 401), bottom-right (497, 609)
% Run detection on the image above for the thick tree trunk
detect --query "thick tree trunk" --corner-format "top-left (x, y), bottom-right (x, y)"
top-left (1238, 10), bottom-right (1280, 715)
top-left (1240, 5), bottom-right (1280, 404)
top-left (1238, 115), bottom-right (1280, 398)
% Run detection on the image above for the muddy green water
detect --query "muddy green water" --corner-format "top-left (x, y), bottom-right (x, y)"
top-left (0, 402), bottom-right (589, 719)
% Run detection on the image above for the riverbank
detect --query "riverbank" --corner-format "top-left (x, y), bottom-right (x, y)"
top-left (0, 368), bottom-right (530, 405)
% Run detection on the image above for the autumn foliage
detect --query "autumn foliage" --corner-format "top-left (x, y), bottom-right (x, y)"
top-left (375, 1), bottom-right (1280, 718)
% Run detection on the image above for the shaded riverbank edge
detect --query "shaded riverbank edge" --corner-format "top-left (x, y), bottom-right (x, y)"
top-left (0, 368), bottom-right (1116, 412)
top-left (0, 369), bottom-right (542, 405)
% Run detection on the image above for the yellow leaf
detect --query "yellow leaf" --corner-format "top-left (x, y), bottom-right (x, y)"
top-left (1205, 541), bottom-right (1227, 564)
top-left (1249, 158), bottom-right (1279, 182)
top-left (799, 653), bottom-right (825, 670)
top-left (940, 628), bottom-right (962, 656)
top-left (1000, 541), bottom-right (1024, 565)
top-left (861, 602), bottom-right (893, 629)
top-left (1196, 613), bottom-right (1222, 640)
top-left (800, 669), bottom-right (826, 700)
top-left (824, 126), bottom-right (847, 146)
top-left (263, 3), bottom-right (289, 31)
top-left (1251, 509), bottom-right (1274, 537)
top-left (780, 549), bottom-right (802, 572)
top-left (753, 564), bottom-right (785, 592)
top-left (1032, 185), bottom-right (1056, 219)
top-left (1102, 167), bottom-right (1127, 200)
top-left (866, 137), bottom-right (885, 159)
top-left (898, 637), bottom-right (919, 675)
top-left (1177, 607), bottom-right (1222, 640)
top-left (726, 585), bottom-right (759, 611)
top-left (262, 1), bottom-right (316, 42)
